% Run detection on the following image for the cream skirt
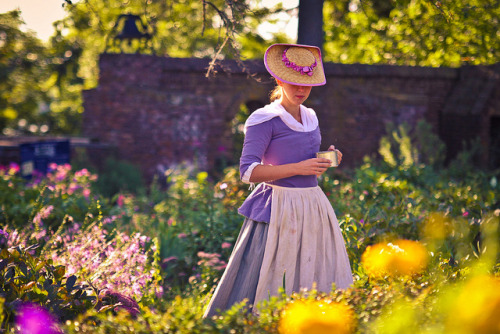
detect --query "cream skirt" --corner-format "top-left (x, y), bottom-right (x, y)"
top-left (254, 184), bottom-right (353, 303)
top-left (203, 184), bottom-right (352, 318)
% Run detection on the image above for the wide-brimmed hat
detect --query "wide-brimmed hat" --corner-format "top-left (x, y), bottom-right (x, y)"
top-left (264, 43), bottom-right (326, 86)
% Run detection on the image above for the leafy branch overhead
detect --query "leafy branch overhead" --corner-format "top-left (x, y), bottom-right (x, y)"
top-left (59, 0), bottom-right (273, 78)
top-left (1, 0), bottom-right (498, 137)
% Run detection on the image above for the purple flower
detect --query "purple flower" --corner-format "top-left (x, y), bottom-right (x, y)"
top-left (15, 304), bottom-right (58, 334)
top-left (0, 229), bottom-right (8, 238)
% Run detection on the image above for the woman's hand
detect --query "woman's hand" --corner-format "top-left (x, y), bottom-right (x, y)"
top-left (328, 145), bottom-right (343, 165)
top-left (249, 150), bottom-right (338, 183)
top-left (295, 158), bottom-right (331, 176)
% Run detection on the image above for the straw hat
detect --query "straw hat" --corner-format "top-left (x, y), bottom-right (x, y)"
top-left (264, 43), bottom-right (326, 86)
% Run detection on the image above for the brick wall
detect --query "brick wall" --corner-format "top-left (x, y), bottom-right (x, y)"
top-left (82, 53), bottom-right (499, 180)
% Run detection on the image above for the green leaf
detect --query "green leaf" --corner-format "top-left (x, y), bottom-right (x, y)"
top-left (18, 262), bottom-right (28, 277)
top-left (43, 278), bottom-right (53, 290)
top-left (54, 266), bottom-right (66, 280)
top-left (66, 275), bottom-right (77, 292)
top-left (35, 260), bottom-right (46, 272)
top-left (4, 267), bottom-right (15, 282)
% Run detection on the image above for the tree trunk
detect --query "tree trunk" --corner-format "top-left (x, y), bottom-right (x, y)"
top-left (297, 0), bottom-right (324, 50)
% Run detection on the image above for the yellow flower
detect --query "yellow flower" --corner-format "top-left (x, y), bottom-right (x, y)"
top-left (447, 275), bottom-right (500, 334)
top-left (279, 300), bottom-right (354, 334)
top-left (421, 212), bottom-right (451, 240)
top-left (361, 239), bottom-right (428, 278)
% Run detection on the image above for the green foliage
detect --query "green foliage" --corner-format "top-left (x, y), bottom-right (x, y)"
top-left (0, 11), bottom-right (51, 134)
top-left (0, 164), bottom-right (106, 231)
top-left (323, 0), bottom-right (500, 67)
top-left (376, 120), bottom-right (446, 177)
top-left (0, 243), bottom-right (96, 328)
top-left (1, 122), bottom-right (499, 332)
top-left (147, 167), bottom-right (241, 289)
top-left (379, 123), bottom-right (419, 169)
top-left (318, 121), bottom-right (499, 272)
top-left (0, 10), bottom-right (84, 135)
top-left (1, 1), bottom-right (287, 136)
top-left (53, 0), bottom-right (278, 87)
top-left (93, 158), bottom-right (145, 198)
top-left (446, 137), bottom-right (485, 179)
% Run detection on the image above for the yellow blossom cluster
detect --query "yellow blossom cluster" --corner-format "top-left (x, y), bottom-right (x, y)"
top-left (447, 275), bottom-right (500, 334)
top-left (361, 239), bottom-right (428, 278)
top-left (279, 299), bottom-right (355, 334)
top-left (421, 212), bottom-right (452, 240)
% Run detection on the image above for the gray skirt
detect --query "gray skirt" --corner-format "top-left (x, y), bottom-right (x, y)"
top-left (203, 218), bottom-right (268, 318)
top-left (203, 185), bottom-right (353, 318)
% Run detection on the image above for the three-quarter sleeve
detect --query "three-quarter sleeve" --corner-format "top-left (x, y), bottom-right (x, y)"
top-left (239, 120), bottom-right (273, 183)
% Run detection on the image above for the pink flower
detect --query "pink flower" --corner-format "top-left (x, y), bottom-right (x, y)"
top-left (214, 263), bottom-right (227, 270)
top-left (155, 286), bottom-right (164, 298)
top-left (83, 188), bottom-right (91, 199)
top-left (75, 168), bottom-right (89, 177)
top-left (117, 195), bottom-right (125, 207)
top-left (48, 162), bottom-right (58, 171)
top-left (463, 211), bottom-right (469, 217)
top-left (177, 233), bottom-right (187, 239)
top-left (163, 256), bottom-right (178, 263)
top-left (41, 205), bottom-right (54, 219)
top-left (8, 162), bottom-right (20, 175)
top-left (221, 242), bottom-right (232, 249)
top-left (33, 205), bottom-right (53, 226)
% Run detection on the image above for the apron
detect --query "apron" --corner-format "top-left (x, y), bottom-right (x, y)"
top-left (254, 184), bottom-right (353, 304)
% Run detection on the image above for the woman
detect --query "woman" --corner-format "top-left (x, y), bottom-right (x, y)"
top-left (204, 44), bottom-right (353, 318)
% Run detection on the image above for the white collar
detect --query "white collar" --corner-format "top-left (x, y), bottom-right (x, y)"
top-left (244, 100), bottom-right (318, 133)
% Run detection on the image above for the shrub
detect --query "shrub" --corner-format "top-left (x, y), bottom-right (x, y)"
top-left (0, 162), bottom-right (106, 232)
top-left (44, 220), bottom-right (163, 304)
top-left (93, 158), bottom-right (145, 198)
top-left (0, 242), bottom-right (95, 330)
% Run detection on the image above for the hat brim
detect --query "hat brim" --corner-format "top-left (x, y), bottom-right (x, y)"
top-left (264, 43), bottom-right (326, 86)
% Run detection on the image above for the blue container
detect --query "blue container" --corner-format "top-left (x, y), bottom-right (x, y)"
top-left (20, 140), bottom-right (70, 178)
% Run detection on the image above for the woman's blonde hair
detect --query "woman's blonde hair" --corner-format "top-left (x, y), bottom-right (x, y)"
top-left (269, 81), bottom-right (282, 102)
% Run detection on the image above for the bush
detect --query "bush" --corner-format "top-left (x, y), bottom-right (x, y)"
top-left (1, 121), bottom-right (499, 333)
top-left (93, 158), bottom-right (145, 198)
top-left (0, 242), bottom-right (95, 330)
top-left (0, 163), bottom-right (106, 232)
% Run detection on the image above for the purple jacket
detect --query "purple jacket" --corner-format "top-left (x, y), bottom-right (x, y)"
top-left (238, 116), bottom-right (321, 223)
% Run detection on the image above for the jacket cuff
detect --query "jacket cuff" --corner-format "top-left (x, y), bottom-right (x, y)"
top-left (241, 162), bottom-right (260, 184)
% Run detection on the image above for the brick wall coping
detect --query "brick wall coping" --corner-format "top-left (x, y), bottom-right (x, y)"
top-left (0, 136), bottom-right (103, 148)
top-left (99, 53), bottom-right (459, 80)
